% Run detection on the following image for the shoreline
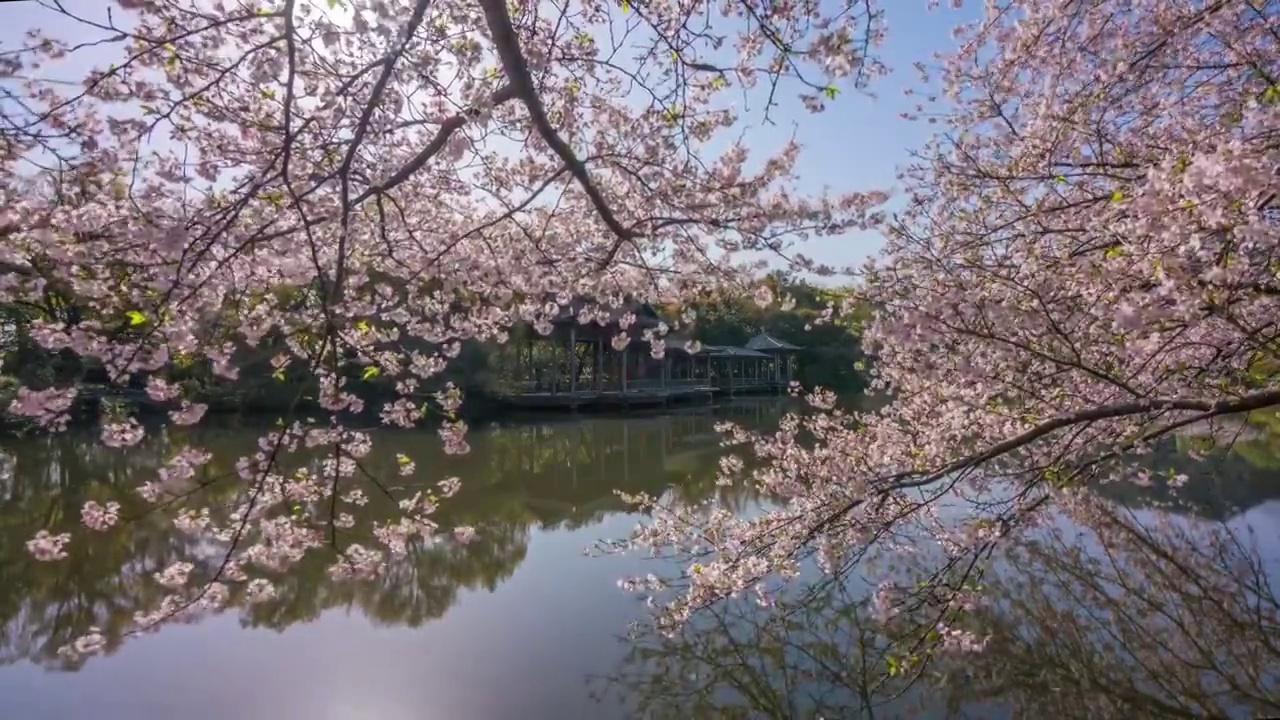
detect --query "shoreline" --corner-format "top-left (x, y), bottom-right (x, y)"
top-left (0, 384), bottom-right (803, 439)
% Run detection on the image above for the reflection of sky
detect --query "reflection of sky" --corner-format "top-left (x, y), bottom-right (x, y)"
top-left (3, 413), bottom-right (1279, 719)
top-left (1228, 499), bottom-right (1280, 596)
top-left (0, 511), bottom-right (656, 720)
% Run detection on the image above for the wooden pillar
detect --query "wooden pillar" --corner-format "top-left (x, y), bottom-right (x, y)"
top-left (569, 325), bottom-right (577, 397)
top-left (553, 334), bottom-right (561, 394)
top-left (595, 337), bottom-right (603, 390)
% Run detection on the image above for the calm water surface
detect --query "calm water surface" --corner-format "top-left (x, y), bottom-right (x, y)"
top-left (0, 400), bottom-right (784, 720)
top-left (0, 399), bottom-right (1278, 719)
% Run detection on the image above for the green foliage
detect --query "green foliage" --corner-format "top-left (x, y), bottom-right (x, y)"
top-left (0, 271), bottom-right (866, 427)
top-left (683, 274), bottom-right (871, 395)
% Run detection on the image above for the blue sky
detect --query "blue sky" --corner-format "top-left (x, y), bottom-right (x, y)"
top-left (733, 0), bottom-right (981, 276)
top-left (0, 0), bottom-right (981, 279)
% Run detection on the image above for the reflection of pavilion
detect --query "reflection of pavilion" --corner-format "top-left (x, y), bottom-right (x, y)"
top-left (493, 298), bottom-right (801, 410)
top-left (477, 401), bottom-right (781, 528)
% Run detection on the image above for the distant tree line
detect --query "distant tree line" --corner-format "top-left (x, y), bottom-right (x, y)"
top-left (0, 273), bottom-right (872, 428)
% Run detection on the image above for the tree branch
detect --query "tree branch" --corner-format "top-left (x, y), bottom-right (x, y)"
top-left (476, 0), bottom-right (638, 268)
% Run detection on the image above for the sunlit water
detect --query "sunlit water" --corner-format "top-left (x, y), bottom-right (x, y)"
top-left (0, 398), bottom-right (1277, 719)
top-left (0, 400), bottom-right (782, 719)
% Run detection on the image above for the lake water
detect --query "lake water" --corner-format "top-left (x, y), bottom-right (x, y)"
top-left (1, 398), bottom-right (1278, 719)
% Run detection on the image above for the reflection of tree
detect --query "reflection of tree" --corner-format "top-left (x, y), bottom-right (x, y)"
top-left (243, 520), bottom-right (531, 630)
top-left (597, 574), bottom-right (937, 718)
top-left (0, 400), bottom-right (784, 666)
top-left (602, 498), bottom-right (1280, 719)
top-left (946, 500), bottom-right (1280, 719)
top-left (1096, 420), bottom-right (1280, 521)
top-left (0, 430), bottom-right (233, 669)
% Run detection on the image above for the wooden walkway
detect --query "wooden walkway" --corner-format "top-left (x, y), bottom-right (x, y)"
top-left (499, 378), bottom-right (786, 411)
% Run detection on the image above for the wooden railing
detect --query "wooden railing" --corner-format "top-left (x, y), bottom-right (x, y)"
top-left (501, 376), bottom-right (716, 395)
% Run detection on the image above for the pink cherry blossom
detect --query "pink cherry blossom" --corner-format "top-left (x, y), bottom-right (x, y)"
top-left (6, 0), bottom-right (1268, 674)
top-left (25, 530), bottom-right (71, 561)
top-left (80, 501), bottom-right (121, 531)
top-left (7, 387), bottom-right (77, 431)
top-left (101, 419), bottom-right (145, 448)
top-left (752, 285), bottom-right (774, 308)
top-left (613, 0), bottom-right (1280, 648)
top-left (168, 401), bottom-right (207, 426)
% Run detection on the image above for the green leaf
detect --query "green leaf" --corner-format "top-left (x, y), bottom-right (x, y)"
top-left (355, 319), bottom-right (370, 333)
top-left (327, 0), bottom-right (343, 8)
top-left (125, 310), bottom-right (147, 326)
top-left (260, 87), bottom-right (276, 100)
top-left (396, 453), bottom-right (412, 466)
top-left (1110, 189), bottom-right (1124, 202)
top-left (361, 365), bottom-right (380, 381)
top-left (620, 0), bottom-right (629, 11)
top-left (1053, 174), bottom-right (1066, 184)
top-left (1104, 244), bottom-right (1124, 260)
top-left (822, 86), bottom-right (837, 100)
top-left (272, 368), bottom-right (286, 381)
top-left (1261, 84), bottom-right (1280, 106)
top-left (256, 189), bottom-right (285, 206)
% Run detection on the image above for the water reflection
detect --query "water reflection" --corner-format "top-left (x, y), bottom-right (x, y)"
top-left (0, 401), bottom-right (781, 676)
top-left (1096, 417), bottom-right (1280, 521)
top-left (602, 470), bottom-right (1280, 719)
top-left (1, 399), bottom-right (1278, 719)
top-left (609, 415), bottom-right (1280, 718)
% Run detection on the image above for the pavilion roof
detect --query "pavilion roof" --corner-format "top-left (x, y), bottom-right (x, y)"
top-left (547, 295), bottom-right (664, 329)
top-left (744, 331), bottom-right (802, 351)
top-left (663, 333), bottom-right (705, 354)
top-left (702, 345), bottom-right (770, 358)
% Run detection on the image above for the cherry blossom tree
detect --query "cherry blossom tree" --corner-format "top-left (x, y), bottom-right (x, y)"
top-left (619, 0), bottom-right (1280, 658)
top-left (1, 0), bottom-right (887, 660)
